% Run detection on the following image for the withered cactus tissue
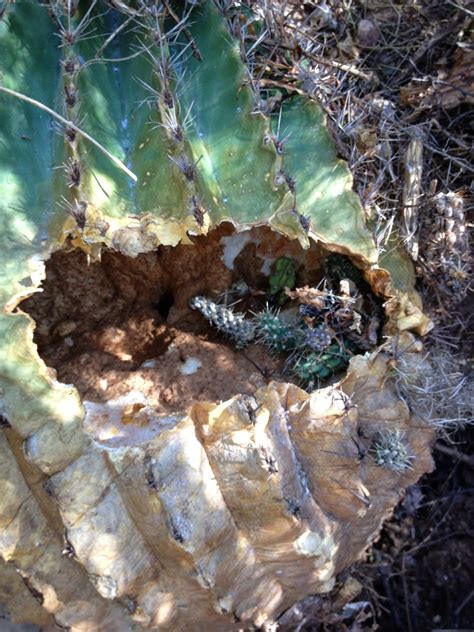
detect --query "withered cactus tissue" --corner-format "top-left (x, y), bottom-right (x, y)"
top-left (0, 1), bottom-right (434, 630)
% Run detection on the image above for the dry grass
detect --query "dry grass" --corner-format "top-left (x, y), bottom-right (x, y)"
top-left (395, 341), bottom-right (473, 432)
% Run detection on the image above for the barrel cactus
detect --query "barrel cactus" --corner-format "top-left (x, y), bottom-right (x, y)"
top-left (0, 1), bottom-right (434, 630)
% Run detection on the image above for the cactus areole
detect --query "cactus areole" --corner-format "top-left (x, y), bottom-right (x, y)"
top-left (0, 2), bottom-right (434, 630)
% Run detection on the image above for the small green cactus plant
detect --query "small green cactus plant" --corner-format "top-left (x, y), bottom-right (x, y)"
top-left (293, 341), bottom-right (353, 388)
top-left (254, 306), bottom-right (297, 352)
top-left (268, 257), bottom-right (298, 305)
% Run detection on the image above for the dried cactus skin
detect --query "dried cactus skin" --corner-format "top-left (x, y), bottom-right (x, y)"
top-left (0, 433), bottom-right (133, 630)
top-left (0, 558), bottom-right (56, 630)
top-left (0, 353), bottom-right (435, 630)
top-left (370, 242), bottom-right (432, 335)
top-left (0, 2), bottom-right (436, 630)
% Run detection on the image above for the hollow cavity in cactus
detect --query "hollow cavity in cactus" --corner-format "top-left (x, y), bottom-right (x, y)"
top-left (0, 1), bottom-right (435, 630)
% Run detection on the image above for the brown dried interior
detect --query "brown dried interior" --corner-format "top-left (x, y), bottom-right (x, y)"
top-left (20, 225), bottom-right (330, 417)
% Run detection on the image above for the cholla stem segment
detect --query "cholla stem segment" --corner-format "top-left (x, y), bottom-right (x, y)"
top-left (189, 296), bottom-right (255, 348)
top-left (372, 430), bottom-right (414, 472)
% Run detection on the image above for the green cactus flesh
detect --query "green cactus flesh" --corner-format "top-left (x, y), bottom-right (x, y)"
top-left (0, 1), bottom-right (379, 246)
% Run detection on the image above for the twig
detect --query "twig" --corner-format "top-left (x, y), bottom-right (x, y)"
top-left (162, 0), bottom-right (202, 61)
top-left (256, 78), bottom-right (306, 95)
top-left (378, 561), bottom-right (404, 629)
top-left (408, 530), bottom-right (474, 555)
top-left (248, 28), bottom-right (375, 81)
top-left (281, 21), bottom-right (374, 80)
top-left (95, 12), bottom-right (137, 57)
top-left (435, 442), bottom-right (474, 467)
top-left (240, 351), bottom-right (272, 379)
top-left (401, 554), bottom-right (413, 632)
top-left (455, 589), bottom-right (474, 617)
top-left (446, 0), bottom-right (474, 15)
top-left (400, 19), bottom-right (462, 79)
top-left (424, 140), bottom-right (473, 173)
top-left (299, 47), bottom-right (375, 82)
top-left (0, 85), bottom-right (137, 182)
top-left (418, 488), bottom-right (474, 508)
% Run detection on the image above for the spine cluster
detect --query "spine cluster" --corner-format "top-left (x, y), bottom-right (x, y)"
top-left (372, 430), bottom-right (414, 472)
top-left (254, 307), bottom-right (295, 352)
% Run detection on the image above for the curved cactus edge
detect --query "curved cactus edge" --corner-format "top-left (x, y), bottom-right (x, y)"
top-left (6, 213), bottom-right (432, 336)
